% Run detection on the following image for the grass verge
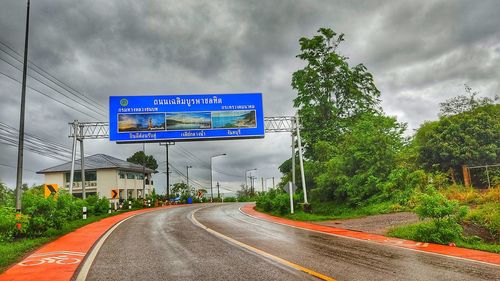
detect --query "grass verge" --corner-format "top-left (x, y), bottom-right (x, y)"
top-left (387, 222), bottom-right (500, 254)
top-left (0, 211), bottom-right (129, 273)
top-left (262, 201), bottom-right (400, 222)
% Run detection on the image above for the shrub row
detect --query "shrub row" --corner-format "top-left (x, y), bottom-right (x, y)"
top-left (0, 188), bottom-right (111, 242)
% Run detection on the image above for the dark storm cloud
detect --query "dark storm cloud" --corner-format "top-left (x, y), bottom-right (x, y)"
top-left (1, 0), bottom-right (499, 192)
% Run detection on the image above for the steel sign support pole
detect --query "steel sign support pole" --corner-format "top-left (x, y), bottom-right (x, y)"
top-left (142, 143), bottom-right (146, 199)
top-left (291, 119), bottom-right (296, 185)
top-left (14, 0), bottom-right (30, 212)
top-left (210, 157), bottom-right (213, 202)
top-left (296, 114), bottom-right (308, 204)
top-left (69, 120), bottom-right (78, 196)
top-left (80, 124), bottom-right (86, 199)
top-left (289, 182), bottom-right (294, 214)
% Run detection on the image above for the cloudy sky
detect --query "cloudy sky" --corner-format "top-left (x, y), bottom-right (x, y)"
top-left (1, 0), bottom-right (499, 194)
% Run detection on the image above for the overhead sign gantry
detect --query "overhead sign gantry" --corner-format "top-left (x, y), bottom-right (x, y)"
top-left (68, 93), bottom-right (309, 207)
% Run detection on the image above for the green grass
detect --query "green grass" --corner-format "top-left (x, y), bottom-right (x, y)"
top-left (263, 201), bottom-right (401, 222)
top-left (387, 221), bottom-right (500, 254)
top-left (0, 212), bottom-right (124, 273)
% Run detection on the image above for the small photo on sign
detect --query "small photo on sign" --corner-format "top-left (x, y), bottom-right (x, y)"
top-left (118, 113), bottom-right (166, 132)
top-left (212, 110), bottom-right (256, 129)
top-left (165, 112), bottom-right (212, 130)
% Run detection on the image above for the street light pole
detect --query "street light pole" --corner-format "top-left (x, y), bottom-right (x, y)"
top-left (14, 0), bottom-right (30, 212)
top-left (210, 153), bottom-right (226, 202)
top-left (186, 165), bottom-right (192, 195)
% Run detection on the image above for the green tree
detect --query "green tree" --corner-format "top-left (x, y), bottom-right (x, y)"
top-left (0, 182), bottom-right (14, 206)
top-left (415, 104), bottom-right (499, 183)
top-left (171, 182), bottom-right (189, 196)
top-left (439, 85), bottom-right (497, 117)
top-left (127, 151), bottom-right (158, 171)
top-left (314, 113), bottom-right (406, 204)
top-left (292, 27), bottom-right (381, 153)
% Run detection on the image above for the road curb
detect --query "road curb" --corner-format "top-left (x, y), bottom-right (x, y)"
top-left (240, 203), bottom-right (500, 266)
top-left (0, 204), bottom-right (185, 281)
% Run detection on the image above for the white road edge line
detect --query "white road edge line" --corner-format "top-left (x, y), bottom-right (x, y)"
top-left (74, 214), bottom-right (139, 281)
top-left (238, 205), bottom-right (500, 268)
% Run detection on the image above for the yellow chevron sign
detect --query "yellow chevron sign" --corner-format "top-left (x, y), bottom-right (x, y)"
top-left (111, 189), bottom-right (119, 199)
top-left (44, 184), bottom-right (59, 199)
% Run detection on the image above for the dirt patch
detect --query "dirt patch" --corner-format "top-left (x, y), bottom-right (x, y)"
top-left (462, 222), bottom-right (498, 243)
top-left (314, 212), bottom-right (420, 235)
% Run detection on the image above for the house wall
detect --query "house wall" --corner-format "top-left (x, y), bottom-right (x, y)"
top-left (96, 169), bottom-right (118, 198)
top-left (44, 173), bottom-right (64, 189)
top-left (43, 169), bottom-right (154, 200)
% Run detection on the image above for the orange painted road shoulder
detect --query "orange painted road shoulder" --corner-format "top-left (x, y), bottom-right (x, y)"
top-left (0, 205), bottom-right (183, 281)
top-left (240, 203), bottom-right (500, 266)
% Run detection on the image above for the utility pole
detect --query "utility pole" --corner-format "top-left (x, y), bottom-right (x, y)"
top-left (261, 177), bottom-right (264, 192)
top-left (217, 181), bottom-right (220, 199)
top-left (272, 177), bottom-right (275, 189)
top-left (160, 142), bottom-right (174, 201)
top-left (15, 0), bottom-right (31, 212)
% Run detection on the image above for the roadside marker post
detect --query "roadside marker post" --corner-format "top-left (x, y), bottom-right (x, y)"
top-left (128, 201), bottom-right (132, 209)
top-left (82, 207), bottom-right (87, 220)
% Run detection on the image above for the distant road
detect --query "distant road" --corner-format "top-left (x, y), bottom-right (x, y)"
top-left (84, 203), bottom-right (499, 281)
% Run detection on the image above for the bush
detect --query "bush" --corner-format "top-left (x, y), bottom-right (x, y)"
top-left (413, 188), bottom-right (468, 244)
top-left (0, 207), bottom-right (16, 242)
top-left (256, 189), bottom-right (300, 215)
top-left (466, 202), bottom-right (499, 243)
top-left (223, 197), bottom-right (237, 202)
top-left (84, 195), bottom-right (109, 215)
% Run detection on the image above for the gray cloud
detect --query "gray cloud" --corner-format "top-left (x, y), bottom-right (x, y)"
top-left (1, 0), bottom-right (499, 193)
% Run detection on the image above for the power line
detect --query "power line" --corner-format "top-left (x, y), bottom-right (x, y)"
top-left (0, 163), bottom-right (37, 173)
top-left (0, 69), bottom-right (99, 120)
top-left (0, 40), bottom-right (106, 112)
top-left (0, 54), bottom-right (105, 118)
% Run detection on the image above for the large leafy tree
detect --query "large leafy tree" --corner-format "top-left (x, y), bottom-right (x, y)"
top-left (415, 103), bottom-right (499, 182)
top-left (292, 28), bottom-right (381, 152)
top-left (315, 113), bottom-right (406, 204)
top-left (127, 151), bottom-right (158, 171)
top-left (439, 85), bottom-right (497, 117)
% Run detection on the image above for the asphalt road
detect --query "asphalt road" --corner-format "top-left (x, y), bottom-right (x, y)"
top-left (84, 203), bottom-right (500, 281)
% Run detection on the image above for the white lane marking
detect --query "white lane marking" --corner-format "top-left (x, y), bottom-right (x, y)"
top-left (239, 206), bottom-right (500, 267)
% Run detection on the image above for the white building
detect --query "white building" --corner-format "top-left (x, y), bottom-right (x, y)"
top-left (37, 154), bottom-right (155, 200)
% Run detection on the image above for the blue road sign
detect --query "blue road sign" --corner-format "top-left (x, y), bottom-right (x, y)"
top-left (109, 93), bottom-right (264, 142)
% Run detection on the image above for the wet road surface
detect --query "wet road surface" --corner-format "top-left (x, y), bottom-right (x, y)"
top-left (85, 203), bottom-right (500, 281)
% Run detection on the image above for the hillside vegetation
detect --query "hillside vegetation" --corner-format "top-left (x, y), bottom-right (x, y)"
top-left (256, 27), bottom-right (499, 252)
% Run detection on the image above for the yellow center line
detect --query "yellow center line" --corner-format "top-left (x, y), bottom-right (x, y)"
top-left (190, 207), bottom-right (336, 281)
